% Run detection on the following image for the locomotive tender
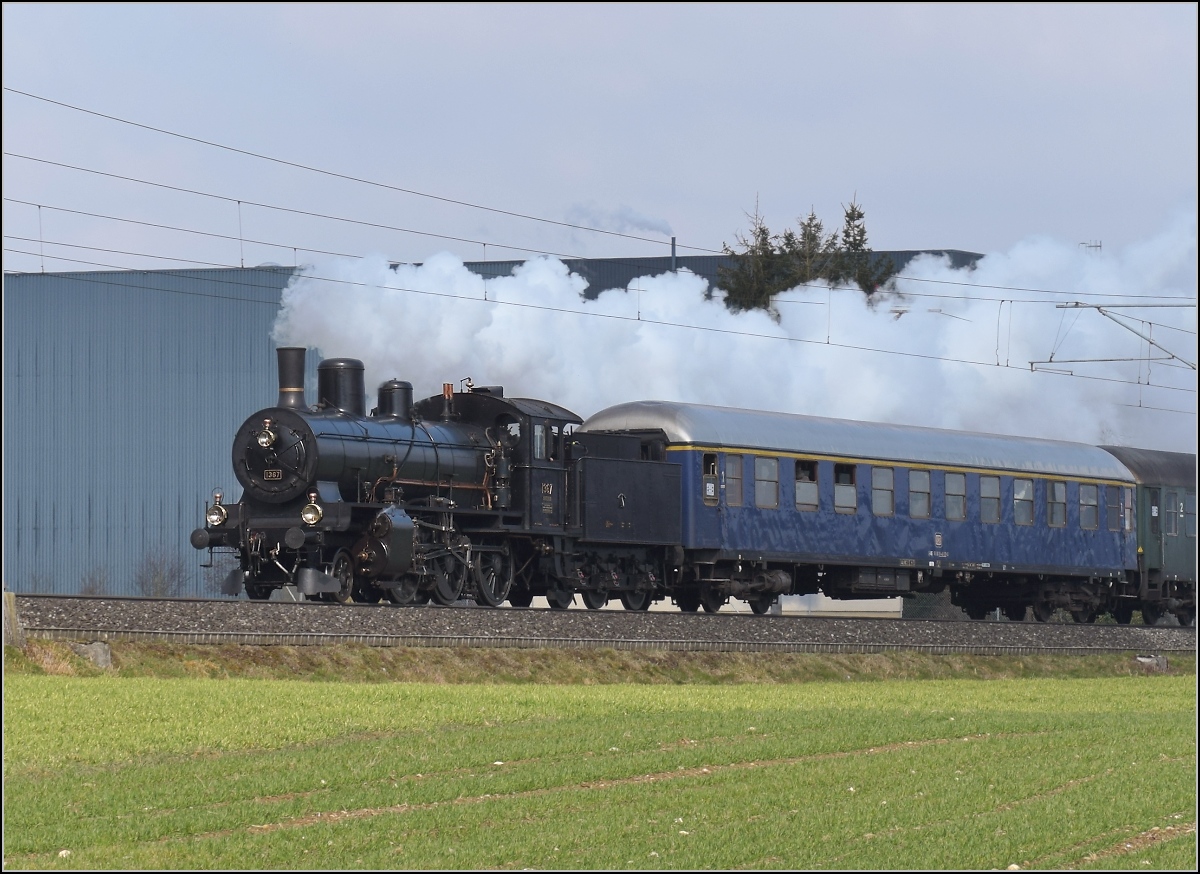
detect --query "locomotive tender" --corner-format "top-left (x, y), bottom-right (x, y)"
top-left (192, 347), bottom-right (1196, 625)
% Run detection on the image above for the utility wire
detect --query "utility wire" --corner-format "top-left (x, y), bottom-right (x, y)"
top-left (7, 244), bottom-right (1195, 401)
top-left (4, 86), bottom-right (715, 252)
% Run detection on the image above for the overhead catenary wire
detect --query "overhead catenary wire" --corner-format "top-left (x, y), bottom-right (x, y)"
top-left (3, 86), bottom-right (719, 253)
top-left (6, 243), bottom-right (1195, 403)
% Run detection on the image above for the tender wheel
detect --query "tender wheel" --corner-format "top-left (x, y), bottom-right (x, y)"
top-left (1070, 608), bottom-right (1096, 624)
top-left (385, 576), bottom-right (421, 606)
top-left (324, 550), bottom-right (355, 604)
top-left (965, 605), bottom-right (990, 621)
top-left (430, 555), bottom-right (465, 606)
top-left (473, 553), bottom-right (513, 607)
top-left (1112, 601), bottom-right (1134, 625)
top-left (507, 589), bottom-right (534, 608)
top-left (1175, 605), bottom-right (1196, 628)
top-left (748, 594), bottom-right (774, 615)
top-left (700, 589), bottom-right (725, 614)
top-left (245, 584), bottom-right (273, 601)
top-left (620, 591), bottom-right (651, 611)
top-left (546, 587), bottom-right (574, 610)
top-left (1140, 602), bottom-right (1163, 626)
top-left (676, 592), bottom-right (701, 612)
top-left (582, 590), bottom-right (609, 610)
top-left (1032, 600), bottom-right (1054, 623)
top-left (1004, 605), bottom-right (1026, 622)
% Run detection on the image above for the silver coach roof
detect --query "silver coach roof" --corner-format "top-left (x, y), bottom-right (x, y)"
top-left (581, 401), bottom-right (1135, 481)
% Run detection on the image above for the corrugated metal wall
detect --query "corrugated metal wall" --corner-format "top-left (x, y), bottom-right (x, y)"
top-left (3, 267), bottom-right (300, 596)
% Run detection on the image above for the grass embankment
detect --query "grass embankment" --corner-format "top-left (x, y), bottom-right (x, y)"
top-left (3, 644), bottom-right (1196, 870)
top-left (5, 639), bottom-right (1196, 684)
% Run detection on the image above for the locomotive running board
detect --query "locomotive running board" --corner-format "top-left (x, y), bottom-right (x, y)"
top-left (295, 567), bottom-right (341, 595)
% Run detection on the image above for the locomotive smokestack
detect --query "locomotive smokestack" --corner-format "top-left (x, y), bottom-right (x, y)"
top-left (276, 347), bottom-right (307, 409)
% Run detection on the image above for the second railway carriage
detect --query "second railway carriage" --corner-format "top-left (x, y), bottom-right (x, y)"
top-left (579, 401), bottom-right (1141, 620)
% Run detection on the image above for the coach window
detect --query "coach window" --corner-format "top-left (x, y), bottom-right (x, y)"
top-left (1014, 478), bottom-right (1034, 525)
top-left (702, 453), bottom-right (719, 506)
top-left (1185, 493), bottom-right (1196, 538)
top-left (909, 470), bottom-right (930, 519)
top-left (755, 457), bottom-right (779, 509)
top-left (945, 472), bottom-right (966, 521)
top-left (1164, 489), bottom-right (1179, 536)
top-left (1079, 484), bottom-right (1099, 530)
top-left (872, 467), bottom-right (894, 516)
top-left (795, 460), bottom-right (819, 511)
top-left (1047, 481), bottom-right (1067, 527)
top-left (1106, 486), bottom-right (1122, 531)
top-left (980, 476), bottom-right (1001, 524)
top-left (725, 455), bottom-right (743, 507)
top-left (834, 464), bottom-right (857, 513)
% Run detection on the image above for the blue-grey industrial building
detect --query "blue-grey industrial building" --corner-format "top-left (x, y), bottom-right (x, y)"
top-left (2, 251), bottom-right (979, 597)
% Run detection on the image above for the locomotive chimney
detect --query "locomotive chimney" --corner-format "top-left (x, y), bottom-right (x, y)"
top-left (276, 347), bottom-right (307, 409)
top-left (377, 379), bottom-right (414, 419)
top-left (317, 358), bottom-right (366, 416)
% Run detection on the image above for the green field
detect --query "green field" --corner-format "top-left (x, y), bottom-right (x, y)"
top-left (3, 664), bottom-right (1195, 870)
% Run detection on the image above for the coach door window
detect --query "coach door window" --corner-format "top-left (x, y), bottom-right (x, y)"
top-left (1047, 481), bottom-right (1067, 527)
top-left (1106, 486), bottom-right (1122, 531)
top-left (1164, 490), bottom-right (1178, 536)
top-left (725, 455), bottom-right (743, 506)
top-left (1186, 493), bottom-right (1196, 538)
top-left (909, 470), bottom-right (930, 519)
top-left (1125, 488), bottom-right (1134, 531)
top-left (755, 457), bottom-right (779, 509)
top-left (980, 476), bottom-right (1001, 523)
top-left (1079, 484), bottom-right (1099, 530)
top-left (945, 473), bottom-right (966, 521)
top-left (1149, 488), bottom-right (1161, 536)
top-left (795, 460), bottom-right (819, 511)
top-left (834, 464), bottom-right (857, 513)
top-left (871, 467), bottom-right (894, 516)
top-left (1014, 479), bottom-right (1034, 525)
top-left (702, 454), bottom-right (719, 506)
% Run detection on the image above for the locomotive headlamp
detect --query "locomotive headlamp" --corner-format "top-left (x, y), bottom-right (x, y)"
top-left (206, 504), bottom-right (228, 526)
top-left (301, 497), bottom-right (323, 526)
top-left (256, 419), bottom-right (277, 449)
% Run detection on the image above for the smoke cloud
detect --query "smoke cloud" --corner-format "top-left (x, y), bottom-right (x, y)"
top-left (272, 210), bottom-right (1196, 452)
top-left (564, 202), bottom-right (674, 237)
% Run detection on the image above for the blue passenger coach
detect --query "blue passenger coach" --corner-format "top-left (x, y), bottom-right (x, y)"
top-left (579, 401), bottom-right (1139, 621)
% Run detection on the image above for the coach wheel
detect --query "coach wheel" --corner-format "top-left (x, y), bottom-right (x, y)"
top-left (474, 553), bottom-right (513, 608)
top-left (676, 592), bottom-right (701, 613)
top-left (582, 590), bottom-right (609, 610)
top-left (385, 576), bottom-right (421, 606)
top-left (1140, 602), bottom-right (1162, 626)
top-left (246, 584), bottom-right (272, 601)
top-left (620, 591), bottom-right (652, 611)
top-left (1070, 608), bottom-right (1096, 624)
top-left (1004, 605), bottom-right (1027, 622)
top-left (546, 587), bottom-right (574, 610)
top-left (1112, 601), bottom-right (1134, 625)
top-left (324, 550), bottom-right (355, 604)
top-left (430, 555), bottom-right (465, 606)
top-left (748, 595), bottom-right (774, 615)
top-left (508, 589), bottom-right (534, 608)
top-left (1176, 605), bottom-right (1196, 628)
top-left (965, 605), bottom-right (990, 621)
top-left (700, 589), bottom-right (725, 614)
top-left (1032, 600), bottom-right (1054, 623)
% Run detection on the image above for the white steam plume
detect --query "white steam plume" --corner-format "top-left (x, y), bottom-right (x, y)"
top-left (272, 210), bottom-right (1196, 452)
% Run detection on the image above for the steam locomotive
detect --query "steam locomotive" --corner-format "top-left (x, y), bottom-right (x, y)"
top-left (191, 347), bottom-right (1196, 624)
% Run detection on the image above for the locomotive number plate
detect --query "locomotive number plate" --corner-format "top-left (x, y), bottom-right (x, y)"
top-left (263, 469), bottom-right (283, 480)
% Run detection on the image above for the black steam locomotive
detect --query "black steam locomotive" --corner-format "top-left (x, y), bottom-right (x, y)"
top-left (192, 347), bottom-right (679, 608)
top-left (193, 347), bottom-right (1196, 624)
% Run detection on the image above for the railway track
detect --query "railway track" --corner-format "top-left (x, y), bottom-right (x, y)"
top-left (11, 594), bottom-right (1196, 656)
